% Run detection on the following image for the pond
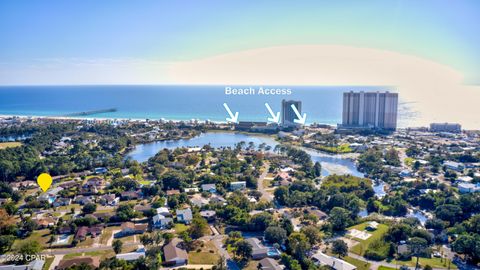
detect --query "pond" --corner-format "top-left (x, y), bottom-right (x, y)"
top-left (126, 132), bottom-right (364, 177)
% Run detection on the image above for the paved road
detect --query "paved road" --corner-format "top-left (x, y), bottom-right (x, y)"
top-left (209, 225), bottom-right (240, 270)
top-left (258, 162), bottom-right (274, 202)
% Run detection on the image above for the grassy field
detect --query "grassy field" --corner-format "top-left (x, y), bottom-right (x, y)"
top-left (188, 241), bottom-right (219, 265)
top-left (344, 256), bottom-right (371, 270)
top-left (14, 229), bottom-right (51, 248)
top-left (391, 257), bottom-right (457, 269)
top-left (42, 256), bottom-right (54, 270)
top-left (0, 142), bottom-right (21, 149)
top-left (76, 237), bottom-right (95, 248)
top-left (348, 222), bottom-right (389, 256)
top-left (63, 249), bottom-right (115, 260)
top-left (174, 223), bottom-right (189, 234)
top-left (377, 266), bottom-right (396, 270)
top-left (100, 226), bottom-right (120, 245)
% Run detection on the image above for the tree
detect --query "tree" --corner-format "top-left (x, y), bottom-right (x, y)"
top-left (249, 212), bottom-right (273, 231)
top-left (82, 203), bottom-right (97, 214)
top-left (313, 162), bottom-right (322, 177)
top-left (452, 234), bottom-right (480, 263)
top-left (274, 186), bottom-right (289, 205)
top-left (301, 226), bottom-right (322, 246)
top-left (188, 216), bottom-right (209, 239)
top-left (113, 239), bottom-right (123, 254)
top-left (264, 226), bottom-right (287, 245)
top-left (408, 237), bottom-right (428, 270)
top-left (288, 232), bottom-right (311, 260)
top-left (15, 240), bottom-right (42, 264)
top-left (280, 254), bottom-right (302, 270)
top-left (234, 240), bottom-right (252, 261)
top-left (328, 207), bottom-right (352, 231)
top-left (0, 235), bottom-right (15, 254)
top-left (331, 239), bottom-right (348, 258)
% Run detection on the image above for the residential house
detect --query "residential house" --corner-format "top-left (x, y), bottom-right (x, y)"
top-left (53, 198), bottom-right (72, 208)
top-left (156, 207), bottom-right (171, 216)
top-left (246, 238), bottom-right (269, 260)
top-left (120, 191), bottom-right (141, 201)
top-left (458, 183), bottom-right (480, 193)
top-left (200, 210), bottom-right (216, 221)
top-left (116, 247), bottom-right (146, 261)
top-left (56, 257), bottom-right (100, 270)
top-left (134, 205), bottom-right (152, 214)
top-left (38, 187), bottom-right (64, 204)
top-left (443, 161), bottom-right (465, 172)
top-left (163, 238), bottom-right (188, 266)
top-left (258, 258), bottom-right (283, 270)
top-left (94, 167), bottom-right (108, 174)
top-left (230, 181), bottom-right (247, 191)
top-left (152, 214), bottom-right (173, 229)
top-left (34, 216), bottom-right (56, 228)
top-left (311, 252), bottom-right (357, 270)
top-left (115, 222), bottom-right (148, 238)
top-left (0, 259), bottom-right (44, 270)
top-left (201, 183), bottom-right (217, 193)
top-left (74, 195), bottom-right (93, 205)
top-left (74, 225), bottom-right (104, 241)
top-left (166, 189), bottom-right (180, 196)
top-left (98, 194), bottom-right (119, 206)
top-left (176, 208), bottom-right (193, 224)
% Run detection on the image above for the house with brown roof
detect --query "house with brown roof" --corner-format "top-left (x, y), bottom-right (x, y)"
top-left (115, 222), bottom-right (148, 238)
top-left (56, 257), bottom-right (100, 270)
top-left (166, 189), bottom-right (180, 196)
top-left (74, 225), bottom-right (104, 241)
top-left (163, 238), bottom-right (188, 266)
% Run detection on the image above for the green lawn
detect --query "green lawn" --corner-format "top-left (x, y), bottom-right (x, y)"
top-left (14, 229), bottom-right (51, 248)
top-left (348, 222), bottom-right (389, 256)
top-left (42, 256), bottom-right (54, 270)
top-left (138, 180), bottom-right (152, 185)
top-left (391, 257), bottom-right (457, 269)
top-left (377, 266), bottom-right (396, 270)
top-left (344, 256), bottom-right (371, 270)
top-left (188, 241), bottom-right (220, 264)
top-left (174, 223), bottom-right (189, 234)
top-left (63, 249), bottom-right (115, 260)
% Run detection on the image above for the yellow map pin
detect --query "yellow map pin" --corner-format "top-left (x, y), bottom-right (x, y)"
top-left (37, 173), bottom-right (52, 192)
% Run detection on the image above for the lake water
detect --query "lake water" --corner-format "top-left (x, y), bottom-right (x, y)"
top-left (126, 132), bottom-right (363, 177)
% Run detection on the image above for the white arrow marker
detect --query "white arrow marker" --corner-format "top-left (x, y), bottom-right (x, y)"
top-left (291, 104), bottom-right (307, 125)
top-left (265, 103), bottom-right (280, 124)
top-left (223, 103), bottom-right (239, 123)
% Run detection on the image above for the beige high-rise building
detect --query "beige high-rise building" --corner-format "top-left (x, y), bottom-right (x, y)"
top-left (342, 91), bottom-right (398, 130)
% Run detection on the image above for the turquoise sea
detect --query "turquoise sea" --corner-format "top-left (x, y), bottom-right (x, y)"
top-left (0, 85), bottom-right (416, 127)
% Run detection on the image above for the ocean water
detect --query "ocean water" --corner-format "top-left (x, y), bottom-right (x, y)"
top-left (0, 85), bottom-right (416, 126)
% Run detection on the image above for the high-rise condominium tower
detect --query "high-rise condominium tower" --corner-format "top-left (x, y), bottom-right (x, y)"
top-left (342, 91), bottom-right (398, 130)
top-left (281, 100), bottom-right (302, 127)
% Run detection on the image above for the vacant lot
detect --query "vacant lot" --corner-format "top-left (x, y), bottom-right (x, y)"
top-left (188, 241), bottom-right (220, 265)
top-left (348, 222), bottom-right (389, 256)
top-left (391, 257), bottom-right (457, 269)
top-left (14, 229), bottom-right (51, 248)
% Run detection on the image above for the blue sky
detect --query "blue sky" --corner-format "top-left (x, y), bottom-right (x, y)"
top-left (0, 0), bottom-right (479, 84)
